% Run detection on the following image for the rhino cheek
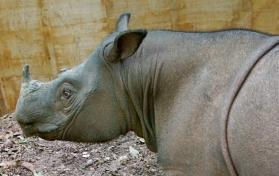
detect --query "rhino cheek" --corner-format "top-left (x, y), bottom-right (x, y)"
top-left (61, 95), bottom-right (122, 142)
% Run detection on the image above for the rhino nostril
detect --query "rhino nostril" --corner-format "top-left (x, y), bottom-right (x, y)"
top-left (15, 114), bottom-right (33, 125)
top-left (23, 122), bottom-right (34, 126)
top-left (16, 118), bottom-right (34, 127)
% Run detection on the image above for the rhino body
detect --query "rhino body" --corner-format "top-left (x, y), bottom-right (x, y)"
top-left (15, 14), bottom-right (279, 176)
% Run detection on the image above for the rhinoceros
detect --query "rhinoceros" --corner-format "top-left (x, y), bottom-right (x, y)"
top-left (15, 13), bottom-right (279, 176)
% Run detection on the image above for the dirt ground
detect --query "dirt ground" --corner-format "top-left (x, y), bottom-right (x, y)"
top-left (0, 114), bottom-right (164, 176)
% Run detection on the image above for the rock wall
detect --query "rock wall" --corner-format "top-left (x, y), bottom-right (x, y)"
top-left (0, 0), bottom-right (278, 115)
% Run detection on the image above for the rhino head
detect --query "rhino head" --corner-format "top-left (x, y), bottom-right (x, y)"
top-left (15, 13), bottom-right (149, 144)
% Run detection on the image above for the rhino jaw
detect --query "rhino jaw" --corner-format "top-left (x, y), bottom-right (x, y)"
top-left (37, 123), bottom-right (59, 134)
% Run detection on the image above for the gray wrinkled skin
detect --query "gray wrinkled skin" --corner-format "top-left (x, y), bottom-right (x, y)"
top-left (15, 13), bottom-right (279, 176)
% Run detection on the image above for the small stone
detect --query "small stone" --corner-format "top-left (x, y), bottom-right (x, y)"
top-left (82, 154), bottom-right (90, 158)
top-left (118, 155), bottom-right (128, 165)
top-left (4, 148), bottom-right (9, 152)
top-left (150, 168), bottom-right (156, 172)
top-left (110, 164), bottom-right (119, 172)
top-left (107, 146), bottom-right (115, 151)
top-left (84, 159), bottom-right (94, 168)
top-left (11, 148), bottom-right (18, 152)
top-left (139, 138), bottom-right (145, 144)
top-left (86, 159), bottom-right (93, 164)
top-left (3, 139), bottom-right (14, 148)
top-left (12, 132), bottom-right (21, 137)
top-left (129, 146), bottom-right (139, 158)
top-left (104, 156), bottom-right (110, 161)
top-left (82, 152), bottom-right (90, 158)
top-left (89, 167), bottom-right (95, 171)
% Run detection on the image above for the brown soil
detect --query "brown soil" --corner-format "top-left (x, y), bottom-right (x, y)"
top-left (0, 115), bottom-right (164, 176)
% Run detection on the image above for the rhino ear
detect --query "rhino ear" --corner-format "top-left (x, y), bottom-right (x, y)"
top-left (116, 13), bottom-right (130, 32)
top-left (103, 30), bottom-right (147, 62)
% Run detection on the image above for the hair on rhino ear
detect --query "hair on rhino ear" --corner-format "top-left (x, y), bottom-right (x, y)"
top-left (116, 13), bottom-right (131, 32)
top-left (103, 30), bottom-right (147, 63)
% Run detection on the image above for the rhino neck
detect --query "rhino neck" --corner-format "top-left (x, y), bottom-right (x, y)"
top-left (113, 46), bottom-right (161, 152)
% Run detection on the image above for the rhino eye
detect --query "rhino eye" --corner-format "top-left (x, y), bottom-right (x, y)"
top-left (62, 88), bottom-right (72, 99)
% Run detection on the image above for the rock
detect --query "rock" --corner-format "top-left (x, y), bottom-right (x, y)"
top-left (3, 139), bottom-right (14, 148)
top-left (84, 159), bottom-right (94, 168)
top-left (118, 155), bottom-right (129, 165)
top-left (104, 157), bottom-right (110, 161)
top-left (139, 138), bottom-right (145, 144)
top-left (82, 152), bottom-right (90, 158)
top-left (129, 146), bottom-right (139, 158)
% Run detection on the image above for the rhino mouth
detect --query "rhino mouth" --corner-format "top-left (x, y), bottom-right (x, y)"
top-left (19, 121), bottom-right (64, 141)
top-left (21, 124), bottom-right (37, 137)
top-left (38, 123), bottom-right (65, 140)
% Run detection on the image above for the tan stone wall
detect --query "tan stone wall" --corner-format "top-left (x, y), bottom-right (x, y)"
top-left (0, 0), bottom-right (278, 115)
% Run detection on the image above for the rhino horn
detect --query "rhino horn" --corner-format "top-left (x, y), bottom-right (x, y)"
top-left (22, 64), bottom-right (31, 84)
top-left (116, 13), bottom-right (130, 32)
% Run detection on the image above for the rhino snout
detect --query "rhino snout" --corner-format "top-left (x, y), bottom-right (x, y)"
top-left (21, 124), bottom-right (37, 137)
top-left (15, 114), bottom-right (37, 136)
top-left (16, 113), bottom-right (33, 125)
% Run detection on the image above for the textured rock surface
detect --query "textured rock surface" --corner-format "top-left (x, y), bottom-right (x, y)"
top-left (0, 0), bottom-right (278, 115)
